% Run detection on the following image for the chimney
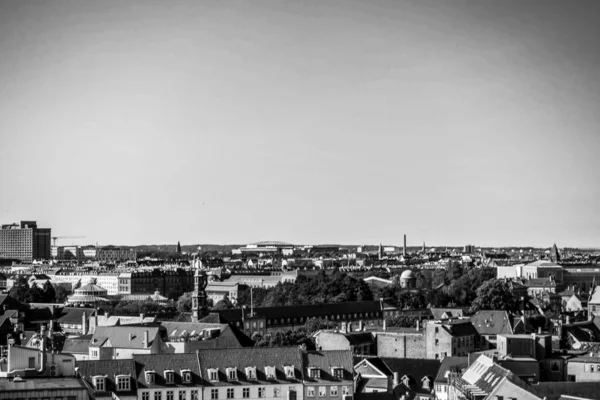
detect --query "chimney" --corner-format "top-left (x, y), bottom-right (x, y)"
top-left (347, 322), bottom-right (353, 333)
top-left (383, 319), bottom-right (387, 331)
top-left (82, 312), bottom-right (87, 335)
top-left (393, 372), bottom-right (400, 387)
top-left (143, 330), bottom-right (149, 348)
top-left (416, 320), bottom-right (421, 332)
top-left (538, 326), bottom-right (542, 334)
top-left (566, 315), bottom-right (570, 325)
top-left (358, 321), bottom-right (363, 331)
top-left (140, 313), bottom-right (145, 321)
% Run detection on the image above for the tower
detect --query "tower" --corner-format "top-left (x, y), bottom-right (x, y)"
top-left (550, 243), bottom-right (561, 263)
top-left (191, 256), bottom-right (208, 322)
top-left (403, 234), bottom-right (407, 257)
top-left (378, 243), bottom-right (383, 260)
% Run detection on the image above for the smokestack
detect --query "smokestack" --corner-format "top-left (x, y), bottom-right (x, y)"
top-left (403, 235), bottom-right (407, 256)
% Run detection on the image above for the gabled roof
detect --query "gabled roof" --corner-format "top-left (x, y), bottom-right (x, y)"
top-left (90, 325), bottom-right (160, 349)
top-left (345, 332), bottom-right (374, 346)
top-left (380, 358), bottom-right (440, 387)
top-left (431, 308), bottom-right (464, 320)
top-left (434, 356), bottom-right (467, 384)
top-left (76, 358), bottom-right (137, 395)
top-left (353, 357), bottom-right (392, 377)
top-left (56, 307), bottom-right (95, 325)
top-left (470, 311), bottom-right (514, 335)
top-left (62, 334), bottom-right (93, 354)
top-left (135, 353), bottom-right (203, 388)
top-left (442, 320), bottom-right (478, 337)
top-left (304, 350), bottom-right (354, 383)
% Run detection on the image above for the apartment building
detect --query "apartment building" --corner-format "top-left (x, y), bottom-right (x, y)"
top-left (0, 221), bottom-right (51, 262)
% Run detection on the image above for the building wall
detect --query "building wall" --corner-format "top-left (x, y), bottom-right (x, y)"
top-left (426, 323), bottom-right (453, 360)
top-left (314, 332), bottom-right (350, 351)
top-left (0, 386), bottom-right (88, 400)
top-left (376, 333), bottom-right (426, 359)
top-left (497, 335), bottom-right (535, 359)
top-left (139, 387), bottom-right (203, 400)
top-left (202, 383), bottom-right (305, 400)
top-left (0, 228), bottom-right (33, 261)
top-left (566, 361), bottom-right (600, 382)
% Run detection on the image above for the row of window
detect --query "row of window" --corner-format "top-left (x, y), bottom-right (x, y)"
top-left (583, 364), bottom-right (600, 373)
top-left (146, 370), bottom-right (193, 384)
top-left (208, 366), bottom-right (293, 382)
top-left (142, 390), bottom-right (199, 400)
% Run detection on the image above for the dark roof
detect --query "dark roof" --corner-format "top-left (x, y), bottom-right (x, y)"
top-left (353, 357), bottom-right (393, 376)
top-left (134, 353), bottom-right (203, 389)
top-left (217, 301), bottom-right (383, 322)
top-left (197, 347), bottom-right (304, 386)
top-left (345, 332), bottom-right (374, 346)
top-left (434, 356), bottom-right (467, 384)
top-left (56, 307), bottom-right (95, 325)
top-left (442, 320), bottom-right (478, 337)
top-left (531, 382), bottom-right (600, 400)
top-left (380, 358), bottom-right (440, 387)
top-left (563, 319), bottom-right (600, 343)
top-left (469, 311), bottom-right (513, 335)
top-left (76, 359), bottom-right (137, 396)
top-left (304, 350), bottom-right (354, 383)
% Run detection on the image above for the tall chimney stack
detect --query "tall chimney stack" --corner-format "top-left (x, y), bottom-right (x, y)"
top-left (403, 235), bottom-right (407, 256)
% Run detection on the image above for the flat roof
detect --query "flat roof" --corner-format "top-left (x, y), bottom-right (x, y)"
top-left (0, 377), bottom-right (86, 391)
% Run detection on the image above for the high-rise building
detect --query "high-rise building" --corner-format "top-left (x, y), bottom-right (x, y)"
top-left (0, 221), bottom-right (51, 262)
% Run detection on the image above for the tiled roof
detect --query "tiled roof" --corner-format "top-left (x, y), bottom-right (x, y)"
top-left (304, 350), bottom-right (354, 383)
top-left (62, 334), bottom-right (93, 354)
top-left (442, 320), bottom-right (478, 337)
top-left (56, 307), bottom-right (95, 325)
top-left (217, 301), bottom-right (383, 322)
top-left (90, 325), bottom-right (160, 349)
top-left (134, 353), bottom-right (203, 389)
top-left (198, 347), bottom-right (304, 386)
top-left (160, 321), bottom-right (226, 339)
top-left (353, 357), bottom-right (393, 376)
top-left (380, 358), bottom-right (440, 387)
top-left (434, 356), bottom-right (467, 384)
top-left (470, 311), bottom-right (514, 335)
top-left (76, 359), bottom-right (137, 395)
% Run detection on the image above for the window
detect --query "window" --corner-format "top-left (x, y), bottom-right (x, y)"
top-left (243, 388), bottom-right (250, 398)
top-left (258, 387), bottom-right (266, 398)
top-left (307, 387), bottom-right (315, 397)
top-left (167, 392), bottom-right (174, 400)
top-left (165, 370), bottom-right (175, 384)
top-left (227, 368), bottom-right (238, 381)
top-left (116, 375), bottom-right (130, 391)
top-left (143, 392), bottom-right (150, 400)
top-left (592, 365), bottom-right (596, 373)
top-left (227, 389), bottom-right (234, 399)
top-left (28, 357), bottom-right (35, 368)
top-left (265, 366), bottom-right (276, 380)
top-left (155, 393), bottom-right (162, 400)
top-left (92, 350), bottom-right (98, 357)
top-left (211, 389), bottom-right (219, 400)
top-left (274, 388), bottom-right (281, 397)
top-left (179, 391), bottom-right (186, 400)
top-left (319, 387), bottom-right (327, 397)
top-left (332, 368), bottom-right (343, 379)
top-left (94, 376), bottom-right (106, 391)
top-left (309, 368), bottom-right (321, 379)
top-left (208, 369), bottom-right (219, 382)
top-left (435, 339), bottom-right (439, 346)
top-left (435, 327), bottom-right (439, 334)
top-left (146, 371), bottom-right (155, 384)
top-left (181, 370), bottom-right (192, 383)
top-left (191, 390), bottom-right (199, 400)
top-left (342, 387), bottom-right (350, 396)
top-left (246, 367), bottom-right (257, 380)
top-left (285, 366), bottom-right (295, 379)
top-left (330, 387), bottom-right (338, 397)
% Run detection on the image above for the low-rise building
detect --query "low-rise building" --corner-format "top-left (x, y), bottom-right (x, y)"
top-left (425, 320), bottom-right (478, 360)
top-left (89, 326), bottom-right (164, 360)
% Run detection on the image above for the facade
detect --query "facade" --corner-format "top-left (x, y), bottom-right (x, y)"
top-left (135, 353), bottom-right (204, 400)
top-left (376, 329), bottom-right (426, 359)
top-left (76, 358), bottom-right (138, 399)
top-left (0, 221), bottom-right (51, 262)
top-left (197, 347), bottom-right (306, 400)
top-left (425, 320), bottom-right (478, 360)
top-left (206, 282), bottom-right (240, 305)
top-left (96, 246), bottom-right (137, 262)
top-left (566, 356), bottom-right (600, 382)
top-left (313, 331), bottom-right (375, 356)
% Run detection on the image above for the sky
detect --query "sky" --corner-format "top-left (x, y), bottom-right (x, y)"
top-left (1, 0), bottom-right (599, 248)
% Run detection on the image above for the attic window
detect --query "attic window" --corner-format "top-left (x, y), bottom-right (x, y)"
top-left (331, 368), bottom-right (343, 379)
top-left (181, 369), bottom-right (192, 383)
top-left (93, 376), bottom-right (106, 391)
top-left (227, 368), bottom-right (238, 381)
top-left (116, 375), bottom-right (130, 391)
top-left (265, 366), bottom-right (276, 380)
top-left (401, 375), bottom-right (410, 387)
top-left (145, 371), bottom-right (155, 384)
top-left (308, 367), bottom-right (321, 379)
top-left (284, 366), bottom-right (295, 379)
top-left (164, 370), bottom-right (175, 384)
top-left (208, 368), bottom-right (219, 382)
top-left (245, 367), bottom-right (257, 380)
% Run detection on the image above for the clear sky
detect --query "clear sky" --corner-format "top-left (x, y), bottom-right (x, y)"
top-left (1, 0), bottom-right (599, 248)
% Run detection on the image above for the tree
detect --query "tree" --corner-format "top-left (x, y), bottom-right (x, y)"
top-left (214, 295), bottom-right (234, 310)
top-left (42, 281), bottom-right (56, 303)
top-left (9, 276), bottom-right (29, 303)
top-left (54, 286), bottom-right (69, 303)
top-left (26, 282), bottom-right (44, 303)
top-left (470, 279), bottom-right (519, 314)
top-left (177, 292), bottom-right (193, 313)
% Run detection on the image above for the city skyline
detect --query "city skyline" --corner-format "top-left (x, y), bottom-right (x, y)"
top-left (2, 0), bottom-right (600, 247)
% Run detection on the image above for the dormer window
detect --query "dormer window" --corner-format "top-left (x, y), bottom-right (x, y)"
top-left (245, 367), bottom-right (257, 380)
top-left (164, 370), bottom-right (175, 384)
top-left (145, 371), bottom-right (156, 384)
top-left (265, 366), bottom-right (276, 380)
top-left (284, 366), bottom-right (295, 379)
top-left (226, 368), bottom-right (238, 381)
top-left (208, 368), bottom-right (219, 382)
top-left (116, 375), bottom-right (130, 391)
top-left (422, 376), bottom-right (431, 390)
top-left (401, 375), bottom-right (410, 387)
top-left (332, 368), bottom-right (343, 379)
top-left (181, 369), bottom-right (192, 383)
top-left (93, 376), bottom-right (106, 391)
top-left (308, 367), bottom-right (320, 379)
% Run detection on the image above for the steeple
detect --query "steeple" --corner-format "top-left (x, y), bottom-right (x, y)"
top-left (378, 243), bottom-right (383, 260)
top-left (550, 243), bottom-right (561, 263)
top-left (176, 241), bottom-right (182, 254)
top-left (191, 256), bottom-right (208, 322)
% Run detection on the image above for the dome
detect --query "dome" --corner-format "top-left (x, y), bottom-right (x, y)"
top-left (400, 270), bottom-right (415, 280)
